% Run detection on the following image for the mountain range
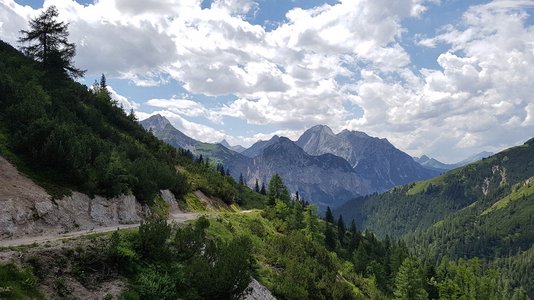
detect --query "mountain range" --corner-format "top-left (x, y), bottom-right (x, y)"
top-left (219, 139), bottom-right (246, 153)
top-left (141, 115), bottom-right (444, 209)
top-left (296, 125), bottom-right (439, 191)
top-left (414, 151), bottom-right (494, 172)
top-left (224, 136), bottom-right (370, 209)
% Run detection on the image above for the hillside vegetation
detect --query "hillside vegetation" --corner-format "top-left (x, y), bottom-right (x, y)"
top-left (338, 138), bottom-right (534, 297)
top-left (339, 138), bottom-right (534, 239)
top-left (0, 40), bottom-right (187, 202)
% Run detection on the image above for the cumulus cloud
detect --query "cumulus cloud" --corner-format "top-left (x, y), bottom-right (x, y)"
top-left (2, 0), bottom-right (534, 161)
top-left (349, 0), bottom-right (534, 161)
top-left (107, 85), bottom-right (140, 110)
top-left (146, 98), bottom-right (208, 117)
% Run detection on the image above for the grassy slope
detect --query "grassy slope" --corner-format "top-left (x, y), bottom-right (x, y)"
top-left (337, 138), bottom-right (534, 297)
top-left (338, 139), bottom-right (534, 238)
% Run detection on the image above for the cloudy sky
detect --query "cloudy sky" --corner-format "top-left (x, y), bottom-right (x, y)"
top-left (2, 0), bottom-right (534, 163)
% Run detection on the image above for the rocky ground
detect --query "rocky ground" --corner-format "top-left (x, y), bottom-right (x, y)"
top-left (0, 156), bottom-right (152, 240)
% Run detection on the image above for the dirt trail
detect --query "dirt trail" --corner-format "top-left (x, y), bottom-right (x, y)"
top-left (0, 212), bottom-right (199, 248)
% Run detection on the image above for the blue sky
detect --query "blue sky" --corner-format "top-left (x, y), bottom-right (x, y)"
top-left (2, 0), bottom-right (534, 162)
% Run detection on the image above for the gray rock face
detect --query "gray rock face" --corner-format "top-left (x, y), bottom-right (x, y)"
top-left (0, 155), bottom-right (153, 240)
top-left (241, 136), bottom-right (280, 158)
top-left (296, 125), bottom-right (439, 192)
top-left (160, 189), bottom-right (183, 213)
top-left (241, 278), bottom-right (276, 300)
top-left (220, 139), bottom-right (246, 153)
top-left (140, 114), bottom-right (198, 151)
top-left (225, 137), bottom-right (369, 211)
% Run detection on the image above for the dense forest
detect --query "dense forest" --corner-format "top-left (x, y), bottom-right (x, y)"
top-left (337, 138), bottom-right (534, 297)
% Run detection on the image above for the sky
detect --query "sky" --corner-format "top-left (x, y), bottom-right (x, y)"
top-left (2, 0), bottom-right (534, 163)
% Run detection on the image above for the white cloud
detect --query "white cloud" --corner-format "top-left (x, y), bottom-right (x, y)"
top-left (107, 85), bottom-right (140, 110)
top-left (146, 98), bottom-right (207, 117)
top-left (347, 1), bottom-right (534, 162)
top-left (3, 0), bottom-right (534, 162)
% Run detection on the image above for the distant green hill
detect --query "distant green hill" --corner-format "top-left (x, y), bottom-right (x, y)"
top-left (338, 138), bottom-right (534, 239)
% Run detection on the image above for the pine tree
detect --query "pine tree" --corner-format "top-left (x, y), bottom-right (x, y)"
top-left (325, 206), bottom-right (334, 224)
top-left (337, 215), bottom-right (346, 242)
top-left (393, 258), bottom-right (428, 300)
top-left (350, 219), bottom-right (357, 234)
top-left (353, 243), bottom-right (368, 274)
top-left (260, 182), bottom-right (266, 195)
top-left (268, 173), bottom-right (290, 204)
top-left (18, 6), bottom-right (85, 78)
top-left (100, 73), bottom-right (107, 90)
top-left (128, 108), bottom-right (137, 121)
top-left (324, 224), bottom-right (336, 251)
top-left (239, 173), bottom-right (244, 186)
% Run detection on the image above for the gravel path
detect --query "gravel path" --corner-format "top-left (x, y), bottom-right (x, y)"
top-left (0, 212), bottom-right (199, 248)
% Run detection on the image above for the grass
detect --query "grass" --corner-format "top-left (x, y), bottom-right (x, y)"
top-left (406, 173), bottom-right (446, 195)
top-left (0, 263), bottom-right (44, 299)
top-left (183, 192), bottom-right (208, 212)
top-left (482, 177), bottom-right (534, 215)
top-left (150, 195), bottom-right (170, 218)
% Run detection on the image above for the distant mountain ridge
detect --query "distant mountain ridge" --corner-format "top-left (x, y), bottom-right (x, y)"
top-left (415, 151), bottom-right (494, 172)
top-left (295, 125), bottom-right (439, 192)
top-left (142, 117), bottom-right (445, 209)
top-left (141, 116), bottom-right (372, 210)
top-left (241, 135), bottom-right (280, 158)
top-left (224, 137), bottom-right (370, 210)
top-left (219, 140), bottom-right (246, 153)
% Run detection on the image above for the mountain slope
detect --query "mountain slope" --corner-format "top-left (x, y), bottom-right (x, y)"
top-left (140, 114), bottom-right (198, 151)
top-left (225, 137), bottom-right (369, 210)
top-left (140, 115), bottom-right (243, 164)
top-left (337, 137), bottom-right (534, 241)
top-left (219, 139), bottom-right (246, 153)
top-left (296, 125), bottom-right (439, 191)
top-left (241, 135), bottom-right (281, 158)
top-left (0, 40), bottom-right (187, 203)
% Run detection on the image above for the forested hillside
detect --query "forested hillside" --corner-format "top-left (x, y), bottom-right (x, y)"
top-left (339, 138), bottom-right (534, 238)
top-left (0, 39), bottom-right (188, 203)
top-left (338, 138), bottom-right (534, 297)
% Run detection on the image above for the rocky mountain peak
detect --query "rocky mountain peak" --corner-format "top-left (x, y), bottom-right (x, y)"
top-left (264, 137), bottom-right (303, 155)
top-left (308, 124), bottom-right (335, 136)
top-left (141, 114), bottom-right (171, 132)
top-left (337, 129), bottom-right (370, 139)
top-left (241, 135), bottom-right (281, 157)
